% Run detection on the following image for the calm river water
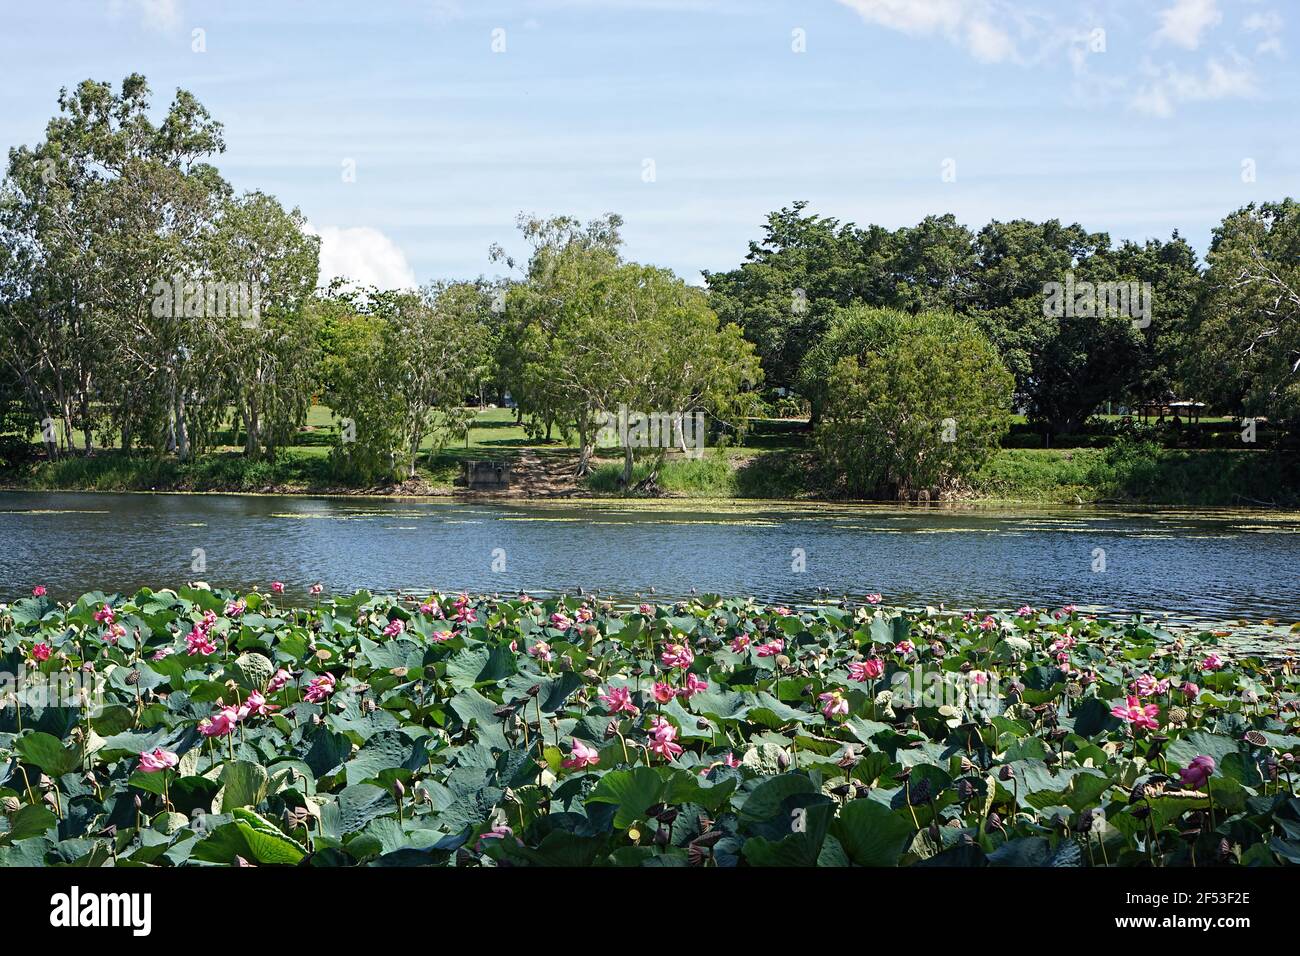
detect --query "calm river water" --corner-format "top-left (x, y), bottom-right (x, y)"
top-left (0, 491), bottom-right (1297, 624)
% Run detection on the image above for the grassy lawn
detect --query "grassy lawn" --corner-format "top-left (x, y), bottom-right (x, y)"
top-left (8, 405), bottom-right (1297, 505)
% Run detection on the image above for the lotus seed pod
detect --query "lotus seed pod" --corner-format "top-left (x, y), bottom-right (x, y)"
top-left (999, 765), bottom-right (1014, 781)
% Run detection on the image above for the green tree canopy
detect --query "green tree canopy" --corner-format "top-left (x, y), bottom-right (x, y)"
top-left (813, 308), bottom-right (1013, 498)
top-left (1185, 199), bottom-right (1300, 419)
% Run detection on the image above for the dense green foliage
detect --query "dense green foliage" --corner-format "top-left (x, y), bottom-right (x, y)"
top-left (1186, 199), bottom-right (1300, 420)
top-left (3, 588), bottom-right (1298, 867)
top-left (811, 309), bottom-right (1013, 498)
top-left (705, 202), bottom-right (1282, 438)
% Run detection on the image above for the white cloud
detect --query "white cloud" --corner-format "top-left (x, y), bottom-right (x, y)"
top-left (109, 0), bottom-right (181, 32)
top-left (305, 225), bottom-right (418, 292)
top-left (1130, 56), bottom-right (1256, 116)
top-left (1153, 0), bottom-right (1222, 50)
top-left (1244, 10), bottom-right (1284, 57)
top-left (832, 0), bottom-right (1020, 63)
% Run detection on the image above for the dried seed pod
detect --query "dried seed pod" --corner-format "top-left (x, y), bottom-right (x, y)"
top-left (1244, 730), bottom-right (1268, 747)
top-left (125, 669), bottom-right (141, 686)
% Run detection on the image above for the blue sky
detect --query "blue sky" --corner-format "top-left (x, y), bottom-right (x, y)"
top-left (2, 0), bottom-right (1296, 288)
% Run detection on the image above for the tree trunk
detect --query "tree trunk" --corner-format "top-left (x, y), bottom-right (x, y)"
top-left (621, 444), bottom-right (634, 489)
top-left (174, 394), bottom-right (190, 461)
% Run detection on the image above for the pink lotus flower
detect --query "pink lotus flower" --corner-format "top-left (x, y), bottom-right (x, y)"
top-left (31, 585), bottom-right (46, 597)
top-left (304, 673), bottom-right (337, 704)
top-left (476, 823), bottom-right (519, 851)
top-left (773, 606), bottom-right (793, 616)
top-left (382, 618), bottom-right (405, 637)
top-left (1111, 695), bottom-right (1160, 731)
top-left (652, 681), bottom-right (676, 704)
top-left (419, 601), bottom-right (443, 617)
top-left (199, 706), bottom-right (240, 737)
top-left (1132, 674), bottom-right (1170, 697)
top-left (94, 604), bottom-right (115, 625)
top-left (237, 690), bottom-right (277, 720)
top-left (105, 622), bottom-right (126, 645)
top-left (818, 689), bottom-right (850, 720)
top-left (970, 670), bottom-right (989, 686)
top-left (549, 611), bottom-right (573, 630)
top-left (1180, 681), bottom-right (1200, 698)
top-left (1178, 754), bottom-right (1215, 790)
top-left (895, 640), bottom-right (915, 656)
top-left (1201, 654), bottom-right (1225, 672)
top-left (755, 639), bottom-right (784, 658)
top-left (639, 603), bottom-right (654, 615)
top-left (576, 606), bottom-right (593, 623)
top-left (599, 685), bottom-right (639, 716)
top-left (31, 642), bottom-right (51, 662)
top-left (723, 752), bottom-right (741, 768)
top-left (1016, 605), bottom-right (1034, 618)
top-left (225, 600), bottom-right (246, 618)
top-left (848, 657), bottom-right (884, 681)
top-left (185, 627), bottom-right (217, 656)
top-left (679, 673), bottom-right (709, 700)
top-left (865, 593), bottom-right (882, 605)
top-left (310, 583), bottom-right (323, 596)
top-left (267, 669), bottom-right (293, 693)
top-left (455, 605), bottom-right (477, 624)
top-left (979, 615), bottom-right (997, 631)
top-left (138, 748), bottom-right (179, 773)
top-left (270, 581), bottom-right (285, 594)
top-left (729, 635), bottom-right (750, 653)
top-left (431, 629), bottom-right (453, 643)
top-left (647, 716), bottom-right (683, 761)
top-left (529, 641), bottom-right (553, 662)
top-left (152, 647), bottom-right (175, 661)
top-left (661, 643), bottom-right (694, 669)
top-left (562, 738), bottom-right (601, 769)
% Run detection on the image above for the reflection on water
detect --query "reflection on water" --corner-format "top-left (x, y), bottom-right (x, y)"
top-left (0, 491), bottom-right (1298, 625)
